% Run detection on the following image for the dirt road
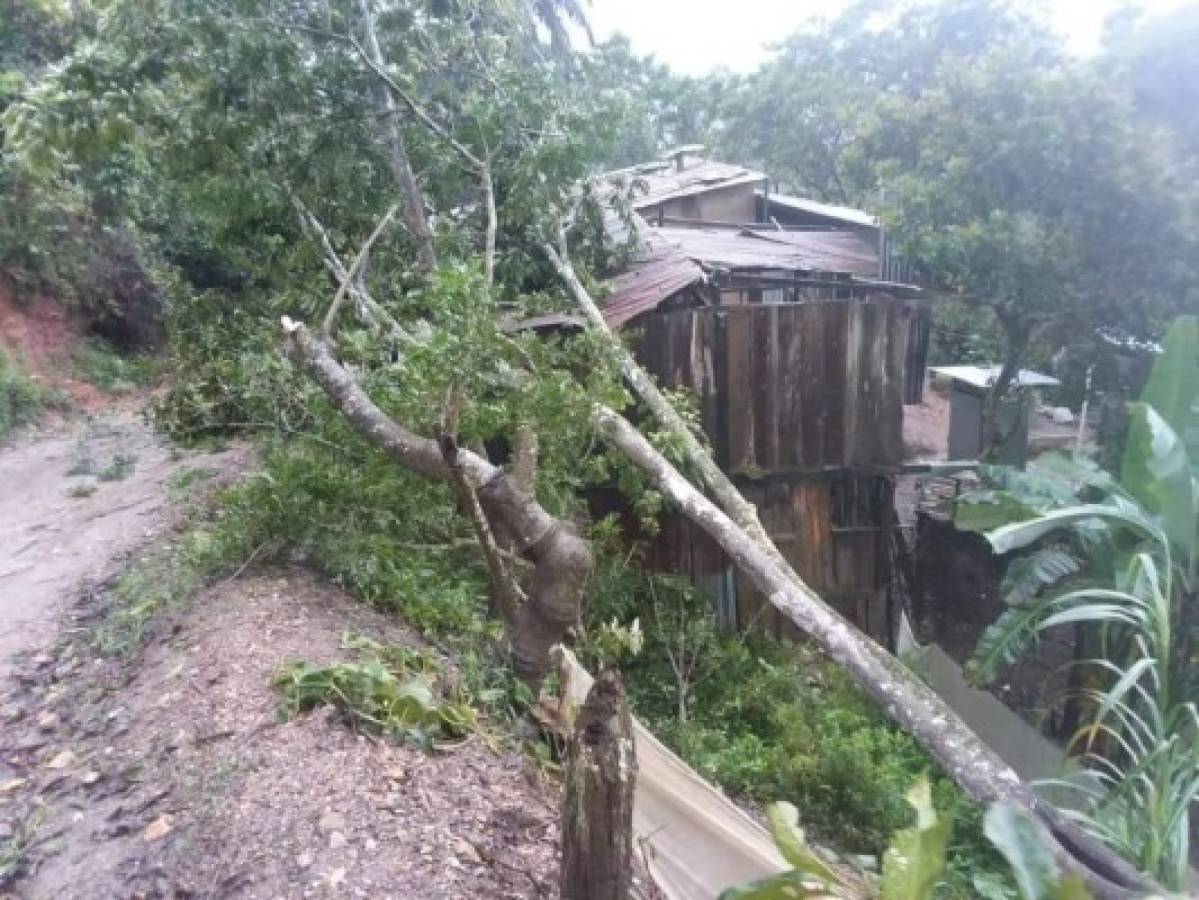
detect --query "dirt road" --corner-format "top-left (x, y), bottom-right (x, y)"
top-left (0, 412), bottom-right (240, 678)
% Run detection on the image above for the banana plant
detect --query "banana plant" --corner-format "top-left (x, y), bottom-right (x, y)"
top-left (949, 316), bottom-right (1198, 889)
top-left (720, 780), bottom-right (1102, 900)
top-left (718, 778), bottom-right (946, 900)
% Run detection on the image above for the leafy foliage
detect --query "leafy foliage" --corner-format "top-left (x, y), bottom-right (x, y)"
top-left (723, 780), bottom-right (1091, 900)
top-left (879, 779), bottom-right (954, 900)
top-left (982, 806), bottom-right (1091, 900)
top-left (0, 349), bottom-right (46, 441)
top-left (953, 317), bottom-right (1198, 888)
top-left (73, 340), bottom-right (156, 394)
top-left (274, 633), bottom-right (477, 748)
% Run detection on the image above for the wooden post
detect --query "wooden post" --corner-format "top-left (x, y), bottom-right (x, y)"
top-left (561, 670), bottom-right (637, 900)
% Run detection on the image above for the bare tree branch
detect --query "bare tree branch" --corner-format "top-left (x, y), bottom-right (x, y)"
top-left (590, 404), bottom-right (1156, 900)
top-left (293, 199), bottom-right (417, 347)
top-left (354, 0), bottom-right (437, 273)
top-left (281, 317), bottom-right (592, 683)
top-left (322, 203), bottom-right (399, 337)
top-left (348, 33), bottom-right (485, 172)
top-left (438, 386), bottom-right (527, 629)
top-left (481, 161), bottom-right (498, 288)
top-left (543, 231), bottom-right (800, 584)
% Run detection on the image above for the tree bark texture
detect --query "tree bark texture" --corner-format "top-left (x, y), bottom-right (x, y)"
top-left (561, 670), bottom-right (637, 900)
top-left (355, 0), bottom-right (438, 274)
top-left (282, 319), bottom-right (591, 683)
top-left (591, 405), bottom-right (1158, 900)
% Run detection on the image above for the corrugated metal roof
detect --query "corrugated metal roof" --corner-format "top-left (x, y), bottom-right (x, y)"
top-left (602, 246), bottom-right (705, 327)
top-left (603, 159), bottom-right (769, 211)
top-left (596, 221), bottom-right (926, 327)
top-left (658, 226), bottom-right (881, 277)
top-left (765, 193), bottom-right (880, 229)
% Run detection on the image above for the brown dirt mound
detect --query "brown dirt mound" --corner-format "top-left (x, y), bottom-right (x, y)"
top-left (0, 570), bottom-right (559, 899)
top-left (0, 277), bottom-right (107, 411)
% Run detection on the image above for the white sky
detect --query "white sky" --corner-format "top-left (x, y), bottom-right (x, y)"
top-left (586, 0), bottom-right (1190, 75)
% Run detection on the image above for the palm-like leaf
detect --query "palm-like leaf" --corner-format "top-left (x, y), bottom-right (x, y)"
top-left (999, 547), bottom-right (1082, 606)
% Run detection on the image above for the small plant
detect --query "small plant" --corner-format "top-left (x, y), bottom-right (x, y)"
top-left (723, 781), bottom-right (1093, 900)
top-left (0, 809), bottom-right (44, 886)
top-left (274, 632), bottom-right (477, 749)
top-left (67, 482), bottom-right (97, 498)
top-left (952, 316), bottom-right (1198, 889)
top-left (0, 349), bottom-right (45, 442)
top-left (93, 528), bottom-right (227, 657)
top-left (73, 340), bottom-right (157, 394)
top-left (97, 452), bottom-right (137, 481)
top-left (167, 465), bottom-right (216, 501)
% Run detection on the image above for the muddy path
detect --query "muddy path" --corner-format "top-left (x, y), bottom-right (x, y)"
top-left (1, 571), bottom-right (561, 899)
top-left (0, 412), bottom-right (563, 898)
top-left (0, 412), bottom-right (243, 679)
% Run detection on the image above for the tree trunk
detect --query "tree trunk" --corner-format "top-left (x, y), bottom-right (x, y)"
top-left (984, 309), bottom-right (1033, 455)
top-left (355, 0), bottom-right (438, 274)
top-left (282, 319), bottom-right (590, 683)
top-left (561, 670), bottom-right (637, 900)
top-left (543, 238), bottom-right (799, 583)
top-left (591, 404), bottom-right (1158, 900)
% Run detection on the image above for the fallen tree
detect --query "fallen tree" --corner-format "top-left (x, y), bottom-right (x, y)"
top-left (281, 319), bottom-right (591, 685)
top-left (282, 310), bottom-right (1153, 898)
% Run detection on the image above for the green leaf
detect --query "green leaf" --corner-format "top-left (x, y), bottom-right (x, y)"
top-left (984, 505), bottom-right (1160, 556)
top-left (717, 871), bottom-right (839, 900)
top-left (999, 548), bottom-right (1082, 606)
top-left (968, 586), bottom-right (1145, 683)
top-left (983, 805), bottom-right (1075, 900)
top-left (953, 490), bottom-right (1041, 533)
top-left (1135, 316), bottom-right (1199, 467)
top-left (1120, 403), bottom-right (1197, 563)
top-left (879, 777), bottom-right (951, 900)
top-left (1045, 875), bottom-right (1092, 900)
top-left (765, 803), bottom-right (843, 886)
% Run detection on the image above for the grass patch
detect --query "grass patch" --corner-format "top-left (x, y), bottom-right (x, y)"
top-left (0, 809), bottom-right (44, 887)
top-left (96, 452), bottom-right (137, 482)
top-left (167, 465), bottom-right (216, 501)
top-left (92, 527), bottom-right (235, 657)
top-left (0, 349), bottom-right (46, 442)
top-left (73, 340), bottom-right (157, 394)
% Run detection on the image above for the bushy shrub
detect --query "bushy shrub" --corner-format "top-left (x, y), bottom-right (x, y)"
top-left (0, 349), bottom-right (45, 441)
top-left (73, 339), bottom-right (157, 393)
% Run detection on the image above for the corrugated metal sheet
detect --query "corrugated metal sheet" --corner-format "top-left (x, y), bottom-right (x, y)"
top-left (659, 226), bottom-right (881, 277)
top-left (764, 193), bottom-right (880, 229)
top-left (603, 159), bottom-right (768, 211)
top-left (928, 366), bottom-right (1060, 389)
top-left (602, 246), bottom-right (705, 328)
top-left (597, 221), bottom-right (923, 328)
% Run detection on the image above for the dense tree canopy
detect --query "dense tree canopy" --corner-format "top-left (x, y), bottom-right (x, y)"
top-left (582, 0), bottom-right (1198, 404)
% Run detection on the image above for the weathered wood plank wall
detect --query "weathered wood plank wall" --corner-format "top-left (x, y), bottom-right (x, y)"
top-left (636, 296), bottom-right (910, 476)
top-left (631, 296), bottom-right (908, 644)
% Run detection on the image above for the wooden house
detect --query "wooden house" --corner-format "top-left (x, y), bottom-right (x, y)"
top-left (593, 151), bottom-right (931, 645)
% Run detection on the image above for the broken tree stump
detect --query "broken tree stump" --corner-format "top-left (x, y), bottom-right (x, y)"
top-left (561, 669), bottom-right (637, 900)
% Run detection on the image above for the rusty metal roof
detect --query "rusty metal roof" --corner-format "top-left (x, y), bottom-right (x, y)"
top-left (602, 246), bottom-right (706, 327)
top-left (594, 219), bottom-right (928, 327)
top-left (658, 226), bottom-right (881, 277)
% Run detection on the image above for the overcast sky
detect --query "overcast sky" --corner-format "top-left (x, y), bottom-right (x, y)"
top-left (586, 0), bottom-right (1188, 75)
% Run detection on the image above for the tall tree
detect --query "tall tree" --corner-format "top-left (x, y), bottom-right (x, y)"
top-left (868, 44), bottom-right (1196, 410)
top-left (715, 0), bottom-right (1056, 204)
